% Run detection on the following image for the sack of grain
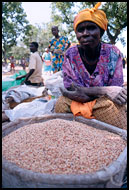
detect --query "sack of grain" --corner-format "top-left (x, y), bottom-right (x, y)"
top-left (2, 114), bottom-right (127, 188)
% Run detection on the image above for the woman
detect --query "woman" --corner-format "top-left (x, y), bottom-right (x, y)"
top-left (55, 2), bottom-right (127, 129)
top-left (42, 48), bottom-right (52, 75)
top-left (48, 26), bottom-right (71, 73)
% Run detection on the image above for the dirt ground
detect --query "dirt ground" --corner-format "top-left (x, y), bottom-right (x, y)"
top-left (2, 65), bottom-right (29, 79)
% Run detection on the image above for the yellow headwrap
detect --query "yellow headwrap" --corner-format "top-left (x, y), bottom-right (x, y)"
top-left (74, 2), bottom-right (108, 32)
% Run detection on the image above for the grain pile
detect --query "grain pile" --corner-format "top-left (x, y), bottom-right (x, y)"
top-left (2, 119), bottom-right (126, 174)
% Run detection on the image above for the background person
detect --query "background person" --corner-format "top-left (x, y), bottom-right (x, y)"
top-left (42, 48), bottom-right (52, 75)
top-left (21, 57), bottom-right (26, 70)
top-left (48, 26), bottom-right (71, 73)
top-left (16, 42), bottom-right (44, 86)
top-left (10, 56), bottom-right (15, 73)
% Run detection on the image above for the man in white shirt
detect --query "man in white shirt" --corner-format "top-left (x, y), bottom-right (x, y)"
top-left (16, 42), bottom-right (44, 86)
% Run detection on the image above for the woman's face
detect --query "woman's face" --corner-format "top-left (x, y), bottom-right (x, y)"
top-left (51, 27), bottom-right (59, 37)
top-left (76, 21), bottom-right (101, 49)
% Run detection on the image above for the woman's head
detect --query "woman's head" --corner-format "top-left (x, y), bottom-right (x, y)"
top-left (74, 2), bottom-right (108, 34)
top-left (76, 21), bottom-right (104, 49)
top-left (51, 26), bottom-right (59, 37)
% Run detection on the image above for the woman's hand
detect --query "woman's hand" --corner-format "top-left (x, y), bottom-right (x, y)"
top-left (54, 49), bottom-right (63, 55)
top-left (105, 86), bottom-right (127, 105)
top-left (60, 84), bottom-right (95, 103)
top-left (60, 84), bottom-right (127, 105)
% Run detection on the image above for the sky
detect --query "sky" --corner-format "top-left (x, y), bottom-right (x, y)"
top-left (22, 2), bottom-right (52, 25)
top-left (22, 2), bottom-right (127, 57)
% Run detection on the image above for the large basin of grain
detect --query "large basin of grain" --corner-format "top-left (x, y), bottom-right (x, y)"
top-left (2, 113), bottom-right (127, 188)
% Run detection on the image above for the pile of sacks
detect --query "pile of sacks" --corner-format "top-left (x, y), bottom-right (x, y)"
top-left (2, 71), bottom-right (64, 122)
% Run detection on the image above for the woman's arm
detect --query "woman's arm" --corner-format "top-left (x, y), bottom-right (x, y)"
top-left (83, 86), bottom-right (127, 105)
top-left (61, 46), bottom-right (126, 105)
top-left (60, 84), bottom-right (127, 105)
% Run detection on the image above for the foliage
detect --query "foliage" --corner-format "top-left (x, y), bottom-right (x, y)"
top-left (2, 2), bottom-right (29, 58)
top-left (8, 22), bottom-right (56, 59)
top-left (10, 43), bottom-right (30, 60)
top-left (22, 24), bottom-right (39, 47)
top-left (51, 2), bottom-right (127, 45)
top-left (101, 2), bottom-right (127, 44)
top-left (2, 2), bottom-right (127, 60)
top-left (51, 2), bottom-right (76, 42)
top-left (22, 22), bottom-right (54, 54)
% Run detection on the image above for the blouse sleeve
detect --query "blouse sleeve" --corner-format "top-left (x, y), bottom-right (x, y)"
top-left (48, 40), bottom-right (52, 49)
top-left (62, 51), bottom-right (79, 89)
top-left (65, 37), bottom-right (70, 49)
top-left (108, 47), bottom-right (124, 86)
top-left (66, 37), bottom-right (70, 45)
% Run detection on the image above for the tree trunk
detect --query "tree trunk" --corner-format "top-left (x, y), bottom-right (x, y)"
top-left (2, 48), bottom-right (6, 59)
top-left (107, 26), bottom-right (121, 45)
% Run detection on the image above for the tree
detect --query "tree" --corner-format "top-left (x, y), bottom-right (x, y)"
top-left (51, 2), bottom-right (75, 42)
top-left (51, 2), bottom-right (127, 45)
top-left (102, 2), bottom-right (127, 44)
top-left (10, 43), bottom-right (30, 60)
top-left (2, 2), bottom-right (29, 58)
top-left (22, 24), bottom-right (39, 48)
top-left (22, 23), bottom-right (53, 54)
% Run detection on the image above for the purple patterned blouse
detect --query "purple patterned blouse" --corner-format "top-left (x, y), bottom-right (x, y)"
top-left (62, 43), bottom-right (123, 89)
